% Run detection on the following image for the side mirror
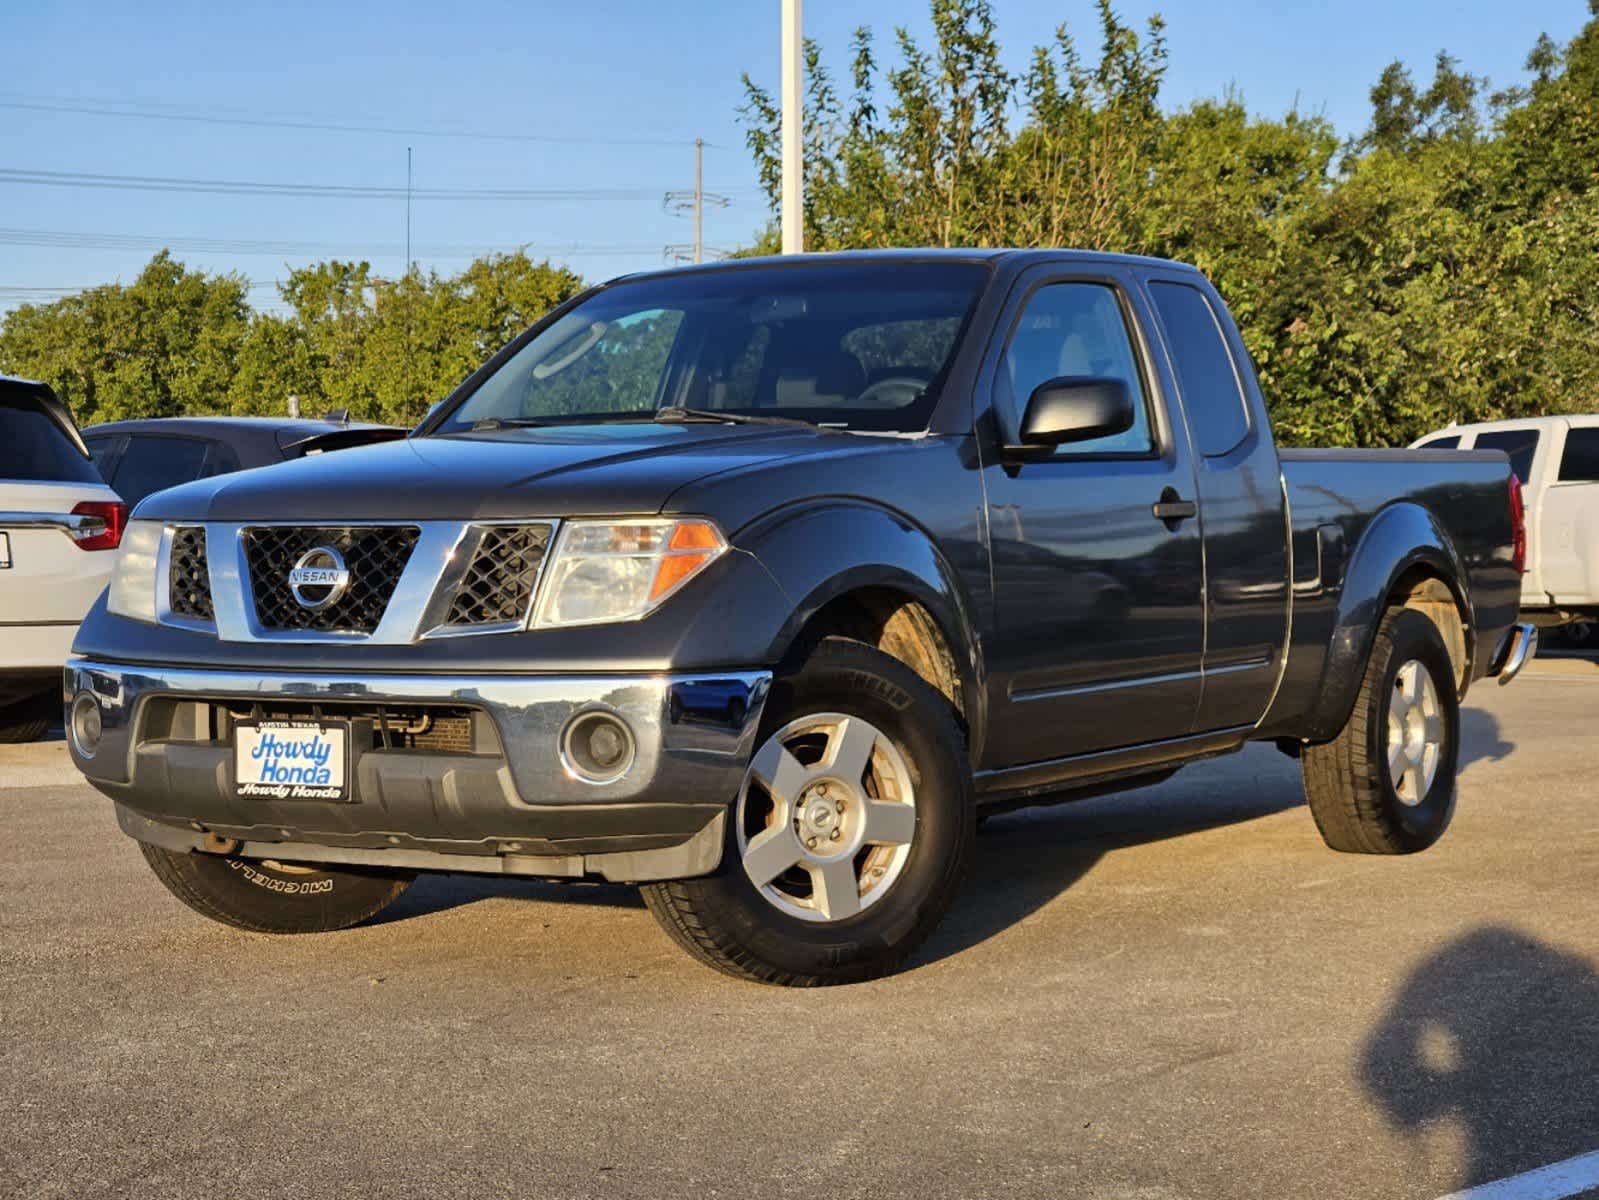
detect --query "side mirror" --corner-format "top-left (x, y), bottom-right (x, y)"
top-left (1013, 376), bottom-right (1134, 450)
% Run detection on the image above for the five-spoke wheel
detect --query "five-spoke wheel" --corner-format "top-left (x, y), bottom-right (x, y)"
top-left (737, 712), bottom-right (918, 922)
top-left (642, 638), bottom-right (974, 985)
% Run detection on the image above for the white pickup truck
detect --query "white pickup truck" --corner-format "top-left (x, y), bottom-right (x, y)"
top-left (1414, 415), bottom-right (1599, 629)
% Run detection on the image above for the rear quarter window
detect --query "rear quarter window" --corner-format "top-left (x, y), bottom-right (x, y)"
top-left (1147, 281), bottom-right (1251, 457)
top-left (0, 400), bottom-right (100, 484)
top-left (1472, 430), bottom-right (1540, 485)
top-left (1557, 428), bottom-right (1599, 483)
top-left (1416, 435), bottom-right (1459, 450)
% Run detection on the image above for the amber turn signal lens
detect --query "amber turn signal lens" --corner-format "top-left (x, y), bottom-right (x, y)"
top-left (649, 520), bottom-right (725, 601)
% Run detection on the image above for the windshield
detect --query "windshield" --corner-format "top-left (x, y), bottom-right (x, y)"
top-left (434, 261), bottom-right (988, 434)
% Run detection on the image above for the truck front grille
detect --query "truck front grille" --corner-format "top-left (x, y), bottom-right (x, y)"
top-left (167, 526), bottom-right (214, 622)
top-left (243, 525), bottom-right (420, 633)
top-left (439, 524), bottom-right (552, 629)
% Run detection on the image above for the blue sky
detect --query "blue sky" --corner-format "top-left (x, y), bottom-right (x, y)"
top-left (2, 1), bottom-right (1590, 314)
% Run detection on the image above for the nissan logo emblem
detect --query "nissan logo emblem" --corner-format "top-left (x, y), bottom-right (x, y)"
top-left (287, 546), bottom-right (352, 611)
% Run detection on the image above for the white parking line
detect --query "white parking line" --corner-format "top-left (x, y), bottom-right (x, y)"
top-left (1437, 1149), bottom-right (1599, 1200)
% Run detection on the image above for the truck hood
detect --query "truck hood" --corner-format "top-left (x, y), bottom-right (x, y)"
top-left (135, 422), bottom-right (876, 523)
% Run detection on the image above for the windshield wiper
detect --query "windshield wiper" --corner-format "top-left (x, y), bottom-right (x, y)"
top-left (655, 406), bottom-right (820, 429)
top-left (470, 416), bottom-right (564, 431)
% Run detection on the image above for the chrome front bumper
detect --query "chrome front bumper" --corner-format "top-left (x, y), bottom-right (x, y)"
top-left (66, 656), bottom-right (770, 881)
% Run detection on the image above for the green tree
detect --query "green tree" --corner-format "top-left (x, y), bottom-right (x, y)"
top-left (0, 252), bottom-right (251, 424)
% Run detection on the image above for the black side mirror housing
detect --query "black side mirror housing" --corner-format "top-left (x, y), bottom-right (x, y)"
top-left (1012, 376), bottom-right (1135, 451)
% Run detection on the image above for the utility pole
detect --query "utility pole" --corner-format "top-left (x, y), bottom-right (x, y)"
top-left (404, 146), bottom-right (413, 412)
top-left (780, 0), bottom-right (803, 254)
top-left (664, 138), bottom-right (729, 264)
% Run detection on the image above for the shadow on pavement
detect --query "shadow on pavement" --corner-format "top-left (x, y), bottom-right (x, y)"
top-left (1363, 926), bottom-right (1599, 1191)
top-left (1458, 707), bottom-right (1515, 773)
top-left (375, 874), bottom-right (644, 924)
top-left (915, 761), bottom-right (1306, 967)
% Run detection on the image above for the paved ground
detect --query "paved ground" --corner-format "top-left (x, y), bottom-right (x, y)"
top-left (4, 657), bottom-right (1599, 1200)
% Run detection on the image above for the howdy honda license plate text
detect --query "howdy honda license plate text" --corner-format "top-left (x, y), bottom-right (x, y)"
top-left (234, 720), bottom-right (350, 801)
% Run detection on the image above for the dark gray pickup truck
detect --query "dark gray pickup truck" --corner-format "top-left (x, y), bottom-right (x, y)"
top-left (67, 250), bottom-right (1536, 985)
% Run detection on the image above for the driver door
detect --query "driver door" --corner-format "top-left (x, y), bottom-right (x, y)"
top-left (979, 266), bottom-right (1206, 767)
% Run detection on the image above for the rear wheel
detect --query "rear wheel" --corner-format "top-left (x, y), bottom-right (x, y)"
top-left (643, 638), bottom-right (973, 985)
top-left (138, 844), bottom-right (414, 933)
top-left (1303, 608), bottom-right (1460, 854)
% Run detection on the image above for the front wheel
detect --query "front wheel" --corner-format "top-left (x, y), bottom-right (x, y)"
top-left (1303, 607), bottom-right (1460, 854)
top-left (138, 844), bottom-right (414, 933)
top-left (643, 638), bottom-right (974, 986)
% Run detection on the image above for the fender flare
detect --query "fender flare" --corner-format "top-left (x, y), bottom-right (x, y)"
top-left (1303, 501), bottom-right (1474, 740)
top-left (736, 500), bottom-right (986, 748)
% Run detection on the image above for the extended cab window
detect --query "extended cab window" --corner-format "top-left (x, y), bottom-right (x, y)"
top-left (1416, 435), bottom-right (1459, 450)
top-left (999, 283), bottom-right (1153, 455)
top-left (1557, 428), bottom-right (1599, 482)
top-left (1473, 430), bottom-right (1539, 484)
top-left (1148, 281), bottom-right (1250, 457)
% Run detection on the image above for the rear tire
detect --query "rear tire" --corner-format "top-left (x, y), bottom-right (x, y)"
top-left (138, 844), bottom-right (414, 933)
top-left (0, 691), bottom-right (51, 743)
top-left (643, 638), bottom-right (973, 986)
top-left (1303, 608), bottom-right (1460, 854)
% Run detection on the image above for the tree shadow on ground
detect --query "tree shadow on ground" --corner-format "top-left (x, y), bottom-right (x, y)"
top-left (1363, 926), bottom-right (1599, 1192)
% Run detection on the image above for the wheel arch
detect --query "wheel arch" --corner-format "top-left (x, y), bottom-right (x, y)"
top-left (1303, 502), bottom-right (1475, 741)
top-left (739, 501), bottom-right (985, 752)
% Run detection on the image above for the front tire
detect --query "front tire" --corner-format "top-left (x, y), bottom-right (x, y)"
top-left (643, 638), bottom-right (974, 986)
top-left (1303, 608), bottom-right (1460, 854)
top-left (138, 844), bottom-right (414, 933)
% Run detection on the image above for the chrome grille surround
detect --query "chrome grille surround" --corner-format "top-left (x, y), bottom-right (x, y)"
top-left (242, 525), bottom-right (421, 634)
top-left (426, 522), bottom-right (554, 637)
top-left (147, 519), bottom-right (563, 644)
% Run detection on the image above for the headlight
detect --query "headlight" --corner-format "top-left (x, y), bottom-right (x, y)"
top-left (106, 520), bottom-right (163, 623)
top-left (532, 518), bottom-right (727, 628)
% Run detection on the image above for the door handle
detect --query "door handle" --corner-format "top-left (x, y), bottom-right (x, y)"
top-left (1152, 491), bottom-right (1198, 523)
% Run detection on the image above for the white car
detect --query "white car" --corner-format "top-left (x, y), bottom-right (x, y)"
top-left (1413, 415), bottom-right (1599, 627)
top-left (0, 377), bottom-right (125, 742)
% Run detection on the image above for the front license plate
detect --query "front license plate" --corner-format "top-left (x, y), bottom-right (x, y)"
top-left (233, 720), bottom-right (350, 801)
top-left (0, 532), bottom-right (11, 568)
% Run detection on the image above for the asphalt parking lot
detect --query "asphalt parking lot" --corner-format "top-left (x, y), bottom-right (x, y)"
top-left (5, 657), bottom-right (1599, 1200)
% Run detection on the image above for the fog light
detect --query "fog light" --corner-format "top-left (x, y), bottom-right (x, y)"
top-left (70, 693), bottom-right (103, 757)
top-left (560, 711), bottom-right (636, 784)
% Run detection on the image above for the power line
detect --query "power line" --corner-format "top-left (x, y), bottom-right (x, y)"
top-left (0, 227), bottom-right (664, 257)
top-left (0, 167), bottom-right (763, 202)
top-left (0, 92), bottom-right (730, 151)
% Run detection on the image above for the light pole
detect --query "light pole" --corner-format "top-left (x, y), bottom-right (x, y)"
top-left (780, 0), bottom-right (803, 255)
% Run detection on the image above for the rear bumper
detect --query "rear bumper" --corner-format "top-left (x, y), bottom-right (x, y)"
top-left (1488, 622), bottom-right (1539, 686)
top-left (66, 657), bottom-right (770, 882)
top-left (0, 622), bottom-right (79, 673)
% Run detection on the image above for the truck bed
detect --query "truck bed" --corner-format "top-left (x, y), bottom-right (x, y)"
top-left (1263, 448), bottom-right (1523, 738)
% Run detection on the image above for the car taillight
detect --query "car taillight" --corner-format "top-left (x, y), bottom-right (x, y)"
top-left (1507, 475), bottom-right (1527, 575)
top-left (69, 500), bottom-right (127, 551)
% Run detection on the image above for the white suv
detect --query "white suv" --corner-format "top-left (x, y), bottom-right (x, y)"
top-left (0, 377), bottom-right (125, 741)
top-left (1414, 415), bottom-right (1599, 628)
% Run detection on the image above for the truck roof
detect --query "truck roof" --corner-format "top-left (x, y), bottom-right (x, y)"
top-left (608, 247), bottom-right (1207, 286)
